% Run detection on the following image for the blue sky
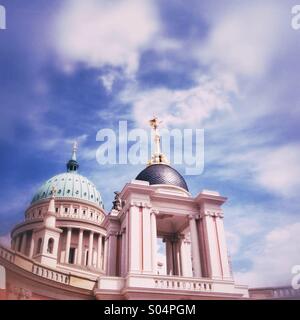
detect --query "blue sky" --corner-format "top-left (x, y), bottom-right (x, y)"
top-left (0, 0), bottom-right (300, 287)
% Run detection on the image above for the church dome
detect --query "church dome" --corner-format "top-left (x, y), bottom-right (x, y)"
top-left (31, 142), bottom-right (104, 208)
top-left (31, 172), bottom-right (103, 207)
top-left (136, 164), bottom-right (189, 191)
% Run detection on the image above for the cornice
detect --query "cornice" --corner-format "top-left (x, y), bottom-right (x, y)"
top-left (199, 210), bottom-right (224, 219)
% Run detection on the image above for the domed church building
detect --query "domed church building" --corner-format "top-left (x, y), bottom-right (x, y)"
top-left (0, 143), bottom-right (108, 299)
top-left (0, 119), bottom-right (251, 300)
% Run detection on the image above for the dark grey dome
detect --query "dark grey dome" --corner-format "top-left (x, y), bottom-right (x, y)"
top-left (136, 164), bottom-right (189, 191)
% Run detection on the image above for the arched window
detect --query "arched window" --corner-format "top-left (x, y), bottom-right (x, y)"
top-left (36, 238), bottom-right (43, 254)
top-left (47, 238), bottom-right (54, 254)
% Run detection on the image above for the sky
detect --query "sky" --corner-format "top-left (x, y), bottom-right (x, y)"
top-left (0, 0), bottom-right (300, 288)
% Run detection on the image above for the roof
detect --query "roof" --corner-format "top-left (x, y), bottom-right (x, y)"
top-left (136, 164), bottom-right (189, 191)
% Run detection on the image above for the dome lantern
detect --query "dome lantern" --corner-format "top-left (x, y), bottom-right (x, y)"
top-left (67, 142), bottom-right (79, 172)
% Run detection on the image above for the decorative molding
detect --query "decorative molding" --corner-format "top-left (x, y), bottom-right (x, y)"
top-left (200, 210), bottom-right (224, 219)
top-left (130, 201), bottom-right (152, 209)
top-left (108, 231), bottom-right (119, 237)
top-left (150, 209), bottom-right (159, 216)
top-left (188, 214), bottom-right (200, 220)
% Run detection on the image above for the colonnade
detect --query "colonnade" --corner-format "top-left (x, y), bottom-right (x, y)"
top-left (63, 227), bottom-right (106, 270)
top-left (12, 228), bottom-right (107, 271)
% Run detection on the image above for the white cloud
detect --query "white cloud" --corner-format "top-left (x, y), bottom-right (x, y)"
top-left (199, 2), bottom-right (286, 77)
top-left (153, 37), bottom-right (182, 52)
top-left (226, 231), bottom-right (241, 256)
top-left (224, 202), bottom-right (300, 288)
top-left (235, 222), bottom-right (300, 287)
top-left (228, 216), bottom-right (263, 237)
top-left (224, 204), bottom-right (270, 261)
top-left (216, 143), bottom-right (300, 198)
top-left (254, 144), bottom-right (300, 198)
top-left (115, 3), bottom-right (288, 130)
top-left (120, 75), bottom-right (235, 128)
top-left (53, 0), bottom-right (160, 75)
top-left (100, 72), bottom-right (117, 93)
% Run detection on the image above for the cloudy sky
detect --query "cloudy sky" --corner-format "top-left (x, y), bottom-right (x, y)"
top-left (0, 0), bottom-right (300, 288)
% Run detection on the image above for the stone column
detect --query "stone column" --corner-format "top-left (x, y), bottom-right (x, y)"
top-left (214, 213), bottom-right (232, 279)
top-left (169, 237), bottom-right (180, 276)
top-left (65, 228), bottom-right (72, 264)
top-left (20, 232), bottom-right (27, 255)
top-left (165, 238), bottom-right (174, 275)
top-left (120, 230), bottom-right (126, 276)
top-left (142, 205), bottom-right (152, 273)
top-left (189, 215), bottom-right (202, 277)
top-left (201, 211), bottom-right (223, 279)
top-left (124, 213), bottom-right (129, 275)
top-left (103, 237), bottom-right (108, 272)
top-left (174, 238), bottom-right (181, 276)
top-left (128, 205), bottom-right (141, 273)
top-left (77, 229), bottom-right (83, 265)
top-left (180, 237), bottom-right (191, 277)
top-left (97, 234), bottom-right (102, 270)
top-left (107, 232), bottom-right (118, 276)
top-left (151, 211), bottom-right (158, 275)
top-left (88, 231), bottom-right (94, 267)
top-left (11, 238), bottom-right (15, 251)
top-left (15, 236), bottom-right (20, 252)
top-left (29, 234), bottom-right (35, 258)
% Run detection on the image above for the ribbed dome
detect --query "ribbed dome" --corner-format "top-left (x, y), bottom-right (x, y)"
top-left (31, 172), bottom-right (103, 208)
top-left (136, 164), bottom-right (189, 191)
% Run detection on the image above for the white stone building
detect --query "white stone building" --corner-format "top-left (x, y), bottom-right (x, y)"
top-left (0, 120), bottom-right (251, 300)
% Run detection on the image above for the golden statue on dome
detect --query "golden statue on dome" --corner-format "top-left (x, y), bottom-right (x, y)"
top-left (148, 116), bottom-right (169, 166)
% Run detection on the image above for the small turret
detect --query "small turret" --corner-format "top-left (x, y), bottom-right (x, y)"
top-left (44, 187), bottom-right (57, 229)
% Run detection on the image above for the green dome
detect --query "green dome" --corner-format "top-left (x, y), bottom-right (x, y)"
top-left (31, 172), bottom-right (103, 208)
